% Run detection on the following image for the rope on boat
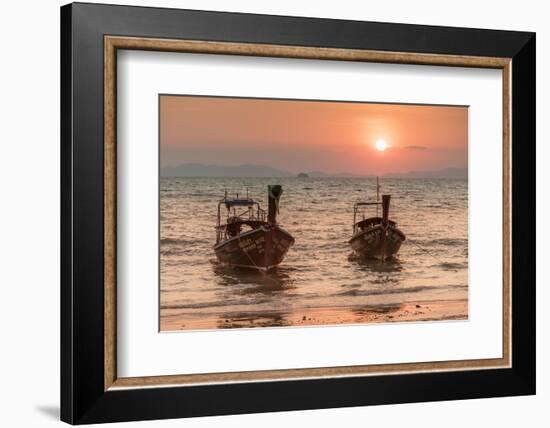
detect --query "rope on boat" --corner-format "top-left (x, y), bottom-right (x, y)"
top-left (237, 235), bottom-right (261, 271)
top-left (407, 238), bottom-right (458, 272)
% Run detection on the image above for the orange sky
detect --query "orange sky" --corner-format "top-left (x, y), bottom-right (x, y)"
top-left (160, 95), bottom-right (468, 175)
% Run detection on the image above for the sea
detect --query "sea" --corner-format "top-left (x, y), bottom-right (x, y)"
top-left (160, 177), bottom-right (468, 331)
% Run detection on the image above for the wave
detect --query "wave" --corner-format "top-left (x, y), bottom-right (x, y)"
top-left (438, 262), bottom-right (467, 271)
top-left (161, 237), bottom-right (203, 246)
top-left (160, 248), bottom-right (199, 257)
top-left (417, 238), bottom-right (467, 246)
top-left (336, 284), bottom-right (466, 297)
top-left (161, 296), bottom-right (273, 310)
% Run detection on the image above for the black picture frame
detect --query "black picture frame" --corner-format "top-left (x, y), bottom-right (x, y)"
top-left (61, 2), bottom-right (535, 424)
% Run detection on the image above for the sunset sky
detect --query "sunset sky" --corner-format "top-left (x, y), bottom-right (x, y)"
top-left (160, 95), bottom-right (468, 176)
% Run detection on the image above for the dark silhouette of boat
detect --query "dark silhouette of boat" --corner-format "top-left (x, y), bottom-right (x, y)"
top-left (349, 180), bottom-right (406, 260)
top-left (214, 185), bottom-right (294, 271)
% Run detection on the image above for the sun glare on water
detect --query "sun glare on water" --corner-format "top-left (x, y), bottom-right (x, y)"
top-left (375, 139), bottom-right (388, 151)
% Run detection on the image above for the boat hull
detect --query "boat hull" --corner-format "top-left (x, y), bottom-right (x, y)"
top-left (349, 225), bottom-right (405, 260)
top-left (214, 226), bottom-right (294, 271)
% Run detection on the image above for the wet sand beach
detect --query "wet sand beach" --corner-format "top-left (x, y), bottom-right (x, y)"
top-left (160, 299), bottom-right (467, 331)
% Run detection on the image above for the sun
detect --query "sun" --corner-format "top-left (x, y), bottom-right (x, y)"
top-left (375, 139), bottom-right (388, 151)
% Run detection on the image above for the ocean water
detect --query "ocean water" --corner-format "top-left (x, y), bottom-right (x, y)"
top-left (160, 177), bottom-right (468, 330)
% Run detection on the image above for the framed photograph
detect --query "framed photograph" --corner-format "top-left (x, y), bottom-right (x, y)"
top-left (61, 2), bottom-right (535, 424)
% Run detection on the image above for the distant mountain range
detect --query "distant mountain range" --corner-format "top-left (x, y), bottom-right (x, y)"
top-left (161, 163), bottom-right (467, 179)
top-left (383, 167), bottom-right (468, 179)
top-left (160, 163), bottom-right (361, 178)
top-left (161, 163), bottom-right (290, 178)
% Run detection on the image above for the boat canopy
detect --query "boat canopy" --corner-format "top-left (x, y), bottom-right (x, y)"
top-left (224, 198), bottom-right (256, 209)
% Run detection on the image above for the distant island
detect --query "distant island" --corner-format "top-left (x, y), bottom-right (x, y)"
top-left (161, 163), bottom-right (467, 179)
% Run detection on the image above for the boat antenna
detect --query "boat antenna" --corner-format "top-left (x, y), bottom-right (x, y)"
top-left (376, 176), bottom-right (380, 217)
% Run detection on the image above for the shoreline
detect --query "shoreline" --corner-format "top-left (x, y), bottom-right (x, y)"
top-left (160, 299), bottom-right (468, 332)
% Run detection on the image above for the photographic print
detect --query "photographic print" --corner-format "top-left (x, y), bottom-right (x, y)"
top-left (159, 95), bottom-right (468, 332)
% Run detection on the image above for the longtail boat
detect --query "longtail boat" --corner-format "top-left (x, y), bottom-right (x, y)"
top-left (214, 185), bottom-right (294, 271)
top-left (349, 179), bottom-right (406, 260)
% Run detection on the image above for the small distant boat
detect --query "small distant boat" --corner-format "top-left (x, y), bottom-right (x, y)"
top-left (214, 185), bottom-right (295, 271)
top-left (349, 179), bottom-right (406, 261)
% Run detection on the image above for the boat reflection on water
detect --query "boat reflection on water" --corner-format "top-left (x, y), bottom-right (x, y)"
top-left (348, 254), bottom-right (404, 274)
top-left (212, 262), bottom-right (295, 292)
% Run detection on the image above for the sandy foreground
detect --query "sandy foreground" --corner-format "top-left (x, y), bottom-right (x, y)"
top-left (160, 299), bottom-right (468, 332)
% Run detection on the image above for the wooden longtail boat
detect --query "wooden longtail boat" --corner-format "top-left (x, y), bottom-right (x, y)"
top-left (349, 181), bottom-right (406, 260)
top-left (214, 185), bottom-right (294, 271)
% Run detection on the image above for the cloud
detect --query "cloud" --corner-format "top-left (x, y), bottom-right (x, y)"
top-left (404, 145), bottom-right (428, 150)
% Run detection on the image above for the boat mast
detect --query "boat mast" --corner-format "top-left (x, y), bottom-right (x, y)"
top-left (376, 176), bottom-right (380, 217)
top-left (216, 202), bottom-right (221, 244)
